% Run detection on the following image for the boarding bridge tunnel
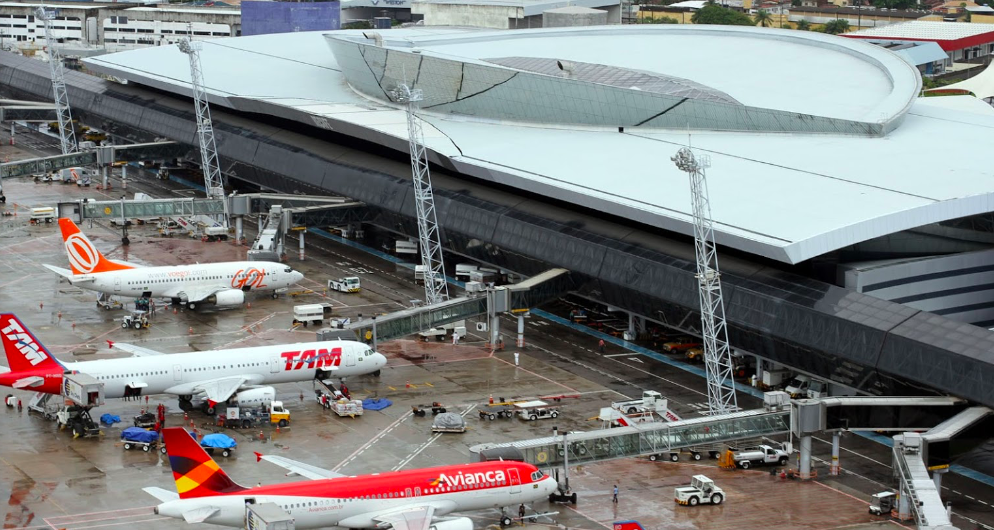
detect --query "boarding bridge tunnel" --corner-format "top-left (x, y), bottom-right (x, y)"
top-left (469, 408), bottom-right (790, 468)
top-left (792, 396), bottom-right (994, 530)
top-left (332, 268), bottom-right (575, 344)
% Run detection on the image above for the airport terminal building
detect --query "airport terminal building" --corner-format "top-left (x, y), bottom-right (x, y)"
top-left (2, 25), bottom-right (994, 406)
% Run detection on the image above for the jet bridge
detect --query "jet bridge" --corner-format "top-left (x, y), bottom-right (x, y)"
top-left (469, 407), bottom-right (790, 467)
top-left (0, 141), bottom-right (189, 179)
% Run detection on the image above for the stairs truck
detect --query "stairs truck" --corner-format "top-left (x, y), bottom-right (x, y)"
top-left (328, 277), bottom-right (361, 293)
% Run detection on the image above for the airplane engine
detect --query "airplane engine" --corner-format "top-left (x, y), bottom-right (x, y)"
top-left (206, 289), bottom-right (245, 307)
top-left (233, 387), bottom-right (275, 407)
top-left (428, 518), bottom-right (473, 530)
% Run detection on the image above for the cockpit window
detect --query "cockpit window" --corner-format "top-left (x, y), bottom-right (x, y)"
top-left (530, 471), bottom-right (544, 481)
top-left (284, 268), bottom-right (293, 273)
top-left (364, 348), bottom-right (374, 357)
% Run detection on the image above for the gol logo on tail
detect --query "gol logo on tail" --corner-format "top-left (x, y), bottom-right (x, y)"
top-left (66, 233), bottom-right (99, 273)
top-left (231, 268), bottom-right (267, 289)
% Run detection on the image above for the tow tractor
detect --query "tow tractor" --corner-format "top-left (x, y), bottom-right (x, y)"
top-left (96, 294), bottom-right (123, 311)
top-left (674, 475), bottom-right (725, 506)
top-left (328, 276), bottom-right (361, 293)
top-left (515, 400), bottom-right (560, 421)
top-left (412, 402), bottom-right (447, 417)
top-left (121, 310), bottom-right (150, 330)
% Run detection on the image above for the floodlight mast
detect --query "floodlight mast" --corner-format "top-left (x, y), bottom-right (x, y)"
top-left (394, 83), bottom-right (449, 307)
top-left (35, 7), bottom-right (76, 155)
top-left (671, 147), bottom-right (738, 415)
top-left (177, 36), bottom-right (228, 228)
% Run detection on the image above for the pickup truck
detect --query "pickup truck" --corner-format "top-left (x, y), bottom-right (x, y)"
top-left (732, 444), bottom-right (789, 469)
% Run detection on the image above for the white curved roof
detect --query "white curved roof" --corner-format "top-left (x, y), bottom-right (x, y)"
top-left (83, 26), bottom-right (994, 264)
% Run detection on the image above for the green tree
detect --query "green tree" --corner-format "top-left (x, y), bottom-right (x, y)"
top-left (753, 9), bottom-right (774, 26)
top-left (795, 19), bottom-right (811, 30)
top-left (653, 16), bottom-right (680, 23)
top-left (691, 2), bottom-right (756, 25)
top-left (822, 18), bottom-right (851, 33)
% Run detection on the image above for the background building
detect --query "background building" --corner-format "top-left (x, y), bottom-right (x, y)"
top-left (242, 1), bottom-right (341, 36)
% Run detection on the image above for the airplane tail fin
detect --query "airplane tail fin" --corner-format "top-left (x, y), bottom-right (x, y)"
top-left (162, 428), bottom-right (247, 499)
top-left (0, 314), bottom-right (63, 373)
top-left (58, 218), bottom-right (135, 275)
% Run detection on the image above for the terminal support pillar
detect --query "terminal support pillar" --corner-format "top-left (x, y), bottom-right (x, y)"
top-left (830, 432), bottom-right (841, 475)
top-left (627, 313), bottom-right (635, 335)
top-left (299, 229), bottom-right (306, 261)
top-left (490, 315), bottom-right (502, 350)
top-left (754, 356), bottom-right (763, 387)
top-left (372, 316), bottom-right (378, 352)
top-left (799, 435), bottom-right (813, 478)
top-left (121, 164), bottom-right (127, 190)
top-left (235, 216), bottom-right (243, 243)
top-left (517, 313), bottom-right (525, 348)
top-left (9, 122), bottom-right (14, 145)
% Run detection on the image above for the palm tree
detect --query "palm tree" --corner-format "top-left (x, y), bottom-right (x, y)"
top-left (795, 19), bottom-right (811, 30)
top-left (754, 9), bottom-right (774, 27)
top-left (823, 18), bottom-right (851, 34)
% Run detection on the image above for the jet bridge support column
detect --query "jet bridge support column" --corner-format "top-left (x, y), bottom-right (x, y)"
top-left (121, 164), bottom-right (127, 189)
top-left (933, 467), bottom-right (947, 490)
top-left (517, 313), bottom-right (525, 348)
top-left (799, 435), bottom-right (813, 477)
top-left (235, 216), bottom-right (243, 243)
top-left (299, 229), bottom-right (306, 261)
top-left (830, 432), bottom-right (841, 475)
top-left (102, 166), bottom-right (108, 189)
top-left (754, 356), bottom-right (763, 387)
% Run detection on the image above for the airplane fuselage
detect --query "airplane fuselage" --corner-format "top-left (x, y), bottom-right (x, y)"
top-left (156, 462), bottom-right (559, 529)
top-left (70, 261), bottom-right (296, 300)
top-left (1, 341), bottom-right (386, 400)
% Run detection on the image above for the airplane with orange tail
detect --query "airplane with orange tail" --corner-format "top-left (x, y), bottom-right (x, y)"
top-left (147, 427), bottom-right (558, 529)
top-left (43, 218), bottom-right (303, 310)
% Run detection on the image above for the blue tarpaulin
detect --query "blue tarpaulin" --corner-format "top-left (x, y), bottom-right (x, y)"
top-left (362, 398), bottom-right (392, 411)
top-left (121, 427), bottom-right (159, 443)
top-left (201, 433), bottom-right (237, 449)
top-left (100, 414), bottom-right (121, 425)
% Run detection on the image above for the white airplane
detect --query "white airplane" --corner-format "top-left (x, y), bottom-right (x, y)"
top-left (0, 313), bottom-right (387, 413)
top-left (43, 218), bottom-right (304, 310)
top-left (148, 427), bottom-right (559, 530)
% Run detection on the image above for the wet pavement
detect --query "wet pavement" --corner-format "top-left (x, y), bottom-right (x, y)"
top-left (0, 129), bottom-right (990, 530)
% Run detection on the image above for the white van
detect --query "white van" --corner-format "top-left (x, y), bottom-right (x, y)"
top-left (455, 263), bottom-right (479, 280)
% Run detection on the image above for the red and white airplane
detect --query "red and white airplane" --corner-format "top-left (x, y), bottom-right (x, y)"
top-left (147, 427), bottom-right (559, 530)
top-left (43, 218), bottom-right (303, 310)
top-left (0, 313), bottom-right (386, 412)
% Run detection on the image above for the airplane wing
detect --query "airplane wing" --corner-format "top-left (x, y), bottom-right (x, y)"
top-left (182, 506), bottom-right (220, 524)
top-left (12, 376), bottom-right (45, 389)
top-left (372, 506), bottom-right (436, 530)
top-left (106, 341), bottom-right (165, 357)
top-left (253, 452), bottom-right (345, 480)
top-left (43, 264), bottom-right (93, 282)
top-left (142, 487), bottom-right (179, 503)
top-left (192, 376), bottom-right (249, 405)
top-left (162, 285), bottom-right (229, 303)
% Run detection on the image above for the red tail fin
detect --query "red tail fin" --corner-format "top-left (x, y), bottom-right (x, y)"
top-left (162, 428), bottom-right (246, 499)
top-left (0, 314), bottom-right (63, 372)
top-left (58, 218), bottom-right (134, 275)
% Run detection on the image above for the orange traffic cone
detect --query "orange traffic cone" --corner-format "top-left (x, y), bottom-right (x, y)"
top-left (489, 394), bottom-right (494, 404)
top-left (188, 327), bottom-right (193, 335)
top-left (276, 423), bottom-right (281, 433)
top-left (406, 380), bottom-right (411, 389)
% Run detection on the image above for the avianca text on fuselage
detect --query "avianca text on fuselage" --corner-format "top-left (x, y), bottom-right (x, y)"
top-left (431, 470), bottom-right (507, 488)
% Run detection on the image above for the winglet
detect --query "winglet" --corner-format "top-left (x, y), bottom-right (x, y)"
top-left (57, 218), bottom-right (135, 275)
top-left (106, 340), bottom-right (114, 349)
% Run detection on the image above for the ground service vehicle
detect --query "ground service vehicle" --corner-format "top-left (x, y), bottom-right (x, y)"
top-left (515, 400), bottom-right (560, 421)
top-left (732, 444), bottom-right (789, 469)
top-left (122, 310), bottom-right (150, 329)
top-left (759, 369), bottom-right (791, 390)
top-left (662, 338), bottom-right (702, 352)
top-left (674, 475), bottom-right (724, 506)
top-left (419, 321), bottom-right (466, 342)
top-left (121, 427), bottom-right (160, 452)
top-left (30, 207), bottom-right (55, 223)
top-left (292, 303), bottom-right (333, 326)
top-left (784, 375), bottom-right (812, 398)
top-left (686, 347), bottom-right (704, 363)
top-left (328, 277), bottom-right (361, 293)
top-left (868, 491), bottom-right (896, 516)
top-left (612, 390), bottom-right (667, 414)
top-left (412, 402), bottom-right (447, 416)
top-left (247, 503), bottom-right (295, 530)
top-left (479, 405), bottom-right (514, 420)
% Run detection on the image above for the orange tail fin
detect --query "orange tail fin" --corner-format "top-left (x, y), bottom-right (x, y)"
top-left (58, 218), bottom-right (135, 275)
top-left (0, 313), bottom-right (63, 372)
top-left (162, 428), bottom-right (246, 499)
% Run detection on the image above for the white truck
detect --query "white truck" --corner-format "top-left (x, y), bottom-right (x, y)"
top-left (759, 368), bottom-right (791, 390)
top-left (419, 321), bottom-right (466, 342)
top-left (784, 375), bottom-right (812, 398)
top-left (732, 444), bottom-right (789, 469)
top-left (292, 303), bottom-right (334, 327)
top-left (30, 206), bottom-right (56, 223)
top-left (612, 390), bottom-right (668, 415)
top-left (674, 475), bottom-right (725, 506)
top-left (328, 276), bottom-right (361, 293)
top-left (246, 502), bottom-right (295, 530)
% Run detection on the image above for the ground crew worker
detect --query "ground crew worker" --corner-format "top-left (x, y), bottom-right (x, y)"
top-left (599, 339), bottom-right (606, 353)
top-left (613, 484), bottom-right (618, 503)
top-left (519, 504), bottom-right (526, 521)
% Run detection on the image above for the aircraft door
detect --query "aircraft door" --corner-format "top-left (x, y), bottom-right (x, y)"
top-left (346, 351), bottom-right (356, 367)
top-left (114, 277), bottom-right (121, 292)
top-left (509, 469), bottom-right (521, 494)
top-left (270, 358), bottom-right (281, 374)
top-left (270, 267), bottom-right (277, 285)
top-left (172, 364), bottom-right (182, 382)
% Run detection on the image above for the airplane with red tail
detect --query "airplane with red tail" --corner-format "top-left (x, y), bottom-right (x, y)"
top-left (147, 427), bottom-right (559, 530)
top-left (0, 313), bottom-right (386, 412)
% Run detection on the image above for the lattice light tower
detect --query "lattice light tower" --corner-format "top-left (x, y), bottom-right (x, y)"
top-left (35, 7), bottom-right (76, 155)
top-left (177, 36), bottom-right (228, 227)
top-left (671, 147), bottom-right (738, 415)
top-left (394, 83), bottom-right (449, 306)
